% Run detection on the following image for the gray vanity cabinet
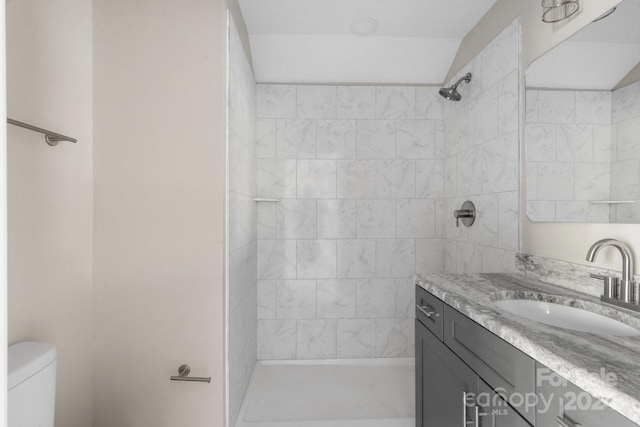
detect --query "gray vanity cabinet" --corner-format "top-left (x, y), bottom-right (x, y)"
top-left (535, 363), bottom-right (638, 427)
top-left (416, 318), bottom-right (479, 427)
top-left (416, 284), bottom-right (640, 427)
top-left (443, 305), bottom-right (536, 424)
top-left (478, 380), bottom-right (531, 427)
top-left (415, 317), bottom-right (532, 427)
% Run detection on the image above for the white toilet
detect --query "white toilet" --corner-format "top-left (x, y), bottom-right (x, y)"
top-left (8, 342), bottom-right (57, 427)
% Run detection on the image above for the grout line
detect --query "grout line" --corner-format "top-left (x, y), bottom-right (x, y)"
top-left (314, 279), bottom-right (318, 320)
top-left (334, 86), bottom-right (338, 120)
top-left (294, 85), bottom-right (298, 120)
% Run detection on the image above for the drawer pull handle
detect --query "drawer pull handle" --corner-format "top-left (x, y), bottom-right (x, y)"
top-left (474, 406), bottom-right (488, 427)
top-left (556, 416), bottom-right (581, 427)
top-left (463, 391), bottom-right (469, 427)
top-left (417, 304), bottom-right (439, 318)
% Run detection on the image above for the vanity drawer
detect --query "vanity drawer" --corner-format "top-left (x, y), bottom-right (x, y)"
top-left (415, 286), bottom-right (444, 341)
top-left (443, 305), bottom-right (536, 425)
top-left (536, 363), bottom-right (638, 427)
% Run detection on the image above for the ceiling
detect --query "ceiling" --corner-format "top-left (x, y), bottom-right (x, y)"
top-left (527, 0), bottom-right (640, 90)
top-left (238, 0), bottom-right (498, 84)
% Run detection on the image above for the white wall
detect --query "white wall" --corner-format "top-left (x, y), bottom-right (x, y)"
top-left (0, 0), bottom-right (8, 425)
top-left (93, 1), bottom-right (227, 426)
top-left (6, 1), bottom-right (93, 426)
top-left (7, 2), bottom-right (242, 426)
top-left (448, 0), bottom-right (623, 83)
top-left (255, 84), bottom-right (446, 359)
top-left (227, 0), bottom-right (254, 71)
top-left (228, 15), bottom-right (257, 427)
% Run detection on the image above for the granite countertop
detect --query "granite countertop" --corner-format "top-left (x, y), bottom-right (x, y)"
top-left (415, 273), bottom-right (640, 425)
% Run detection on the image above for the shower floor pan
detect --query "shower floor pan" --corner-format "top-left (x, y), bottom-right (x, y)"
top-left (236, 358), bottom-right (415, 427)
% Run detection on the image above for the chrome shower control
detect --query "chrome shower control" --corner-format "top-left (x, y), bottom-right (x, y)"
top-left (454, 201), bottom-right (476, 227)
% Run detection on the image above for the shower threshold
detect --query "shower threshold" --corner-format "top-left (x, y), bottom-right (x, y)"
top-left (235, 357), bottom-right (415, 427)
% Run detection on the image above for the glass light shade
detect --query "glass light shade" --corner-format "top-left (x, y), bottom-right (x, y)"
top-left (542, 0), bottom-right (580, 23)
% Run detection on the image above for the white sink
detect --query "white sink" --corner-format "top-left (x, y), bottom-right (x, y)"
top-left (493, 299), bottom-right (640, 337)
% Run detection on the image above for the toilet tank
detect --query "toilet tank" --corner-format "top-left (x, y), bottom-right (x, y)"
top-left (8, 342), bottom-right (57, 427)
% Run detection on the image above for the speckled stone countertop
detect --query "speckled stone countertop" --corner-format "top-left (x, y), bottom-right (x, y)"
top-left (415, 273), bottom-right (640, 425)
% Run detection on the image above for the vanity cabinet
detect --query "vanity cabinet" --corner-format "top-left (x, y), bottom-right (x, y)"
top-left (417, 319), bottom-right (532, 427)
top-left (416, 316), bottom-right (531, 427)
top-left (478, 380), bottom-right (531, 427)
top-left (416, 318), bottom-right (477, 426)
top-left (416, 285), bottom-right (532, 427)
top-left (535, 363), bottom-right (637, 427)
top-left (443, 305), bottom-right (536, 424)
top-left (415, 285), bottom-right (639, 427)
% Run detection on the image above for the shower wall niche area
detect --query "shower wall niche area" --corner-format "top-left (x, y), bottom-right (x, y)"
top-left (254, 85), bottom-right (447, 360)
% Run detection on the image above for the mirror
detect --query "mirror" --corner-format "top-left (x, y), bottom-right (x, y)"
top-left (525, 0), bottom-right (640, 223)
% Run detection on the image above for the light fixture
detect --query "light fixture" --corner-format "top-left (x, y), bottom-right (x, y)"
top-left (350, 18), bottom-right (378, 36)
top-left (542, 0), bottom-right (580, 23)
top-left (592, 6), bottom-right (616, 22)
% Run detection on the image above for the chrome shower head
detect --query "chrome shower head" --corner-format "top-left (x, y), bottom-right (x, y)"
top-left (438, 86), bottom-right (462, 101)
top-left (439, 73), bottom-right (472, 102)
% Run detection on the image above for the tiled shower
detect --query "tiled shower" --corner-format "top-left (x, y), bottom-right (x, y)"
top-left (228, 16), bottom-right (522, 427)
top-left (254, 84), bottom-right (446, 360)
top-left (612, 81), bottom-right (640, 222)
top-left (526, 80), bottom-right (640, 223)
top-left (253, 19), bottom-right (521, 363)
top-left (442, 22), bottom-right (520, 273)
top-left (228, 16), bottom-right (258, 427)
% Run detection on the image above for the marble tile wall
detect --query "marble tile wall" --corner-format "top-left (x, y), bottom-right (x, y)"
top-left (255, 84), bottom-right (447, 359)
top-left (228, 17), bottom-right (257, 427)
top-left (611, 80), bottom-right (640, 223)
top-left (525, 88), bottom-right (612, 222)
top-left (442, 19), bottom-right (521, 273)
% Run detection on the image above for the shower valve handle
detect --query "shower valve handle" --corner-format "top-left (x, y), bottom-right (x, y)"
top-left (454, 201), bottom-right (476, 228)
top-left (454, 210), bottom-right (474, 227)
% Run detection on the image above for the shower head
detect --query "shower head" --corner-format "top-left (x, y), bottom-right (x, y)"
top-left (439, 73), bottom-right (472, 102)
top-left (439, 86), bottom-right (462, 102)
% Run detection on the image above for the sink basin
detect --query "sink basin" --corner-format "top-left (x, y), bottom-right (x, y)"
top-left (493, 299), bottom-right (640, 337)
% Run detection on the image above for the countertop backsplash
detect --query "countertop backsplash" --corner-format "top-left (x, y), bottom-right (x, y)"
top-left (516, 253), bottom-right (640, 298)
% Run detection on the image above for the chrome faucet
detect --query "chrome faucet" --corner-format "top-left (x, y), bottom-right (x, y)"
top-left (586, 239), bottom-right (636, 304)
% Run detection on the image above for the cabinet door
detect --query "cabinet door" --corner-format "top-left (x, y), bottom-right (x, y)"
top-left (476, 380), bottom-right (532, 427)
top-left (416, 319), bottom-right (479, 427)
top-left (443, 305), bottom-right (536, 424)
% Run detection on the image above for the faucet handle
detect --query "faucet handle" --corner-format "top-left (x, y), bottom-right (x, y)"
top-left (590, 274), bottom-right (618, 299)
top-left (453, 200), bottom-right (476, 228)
